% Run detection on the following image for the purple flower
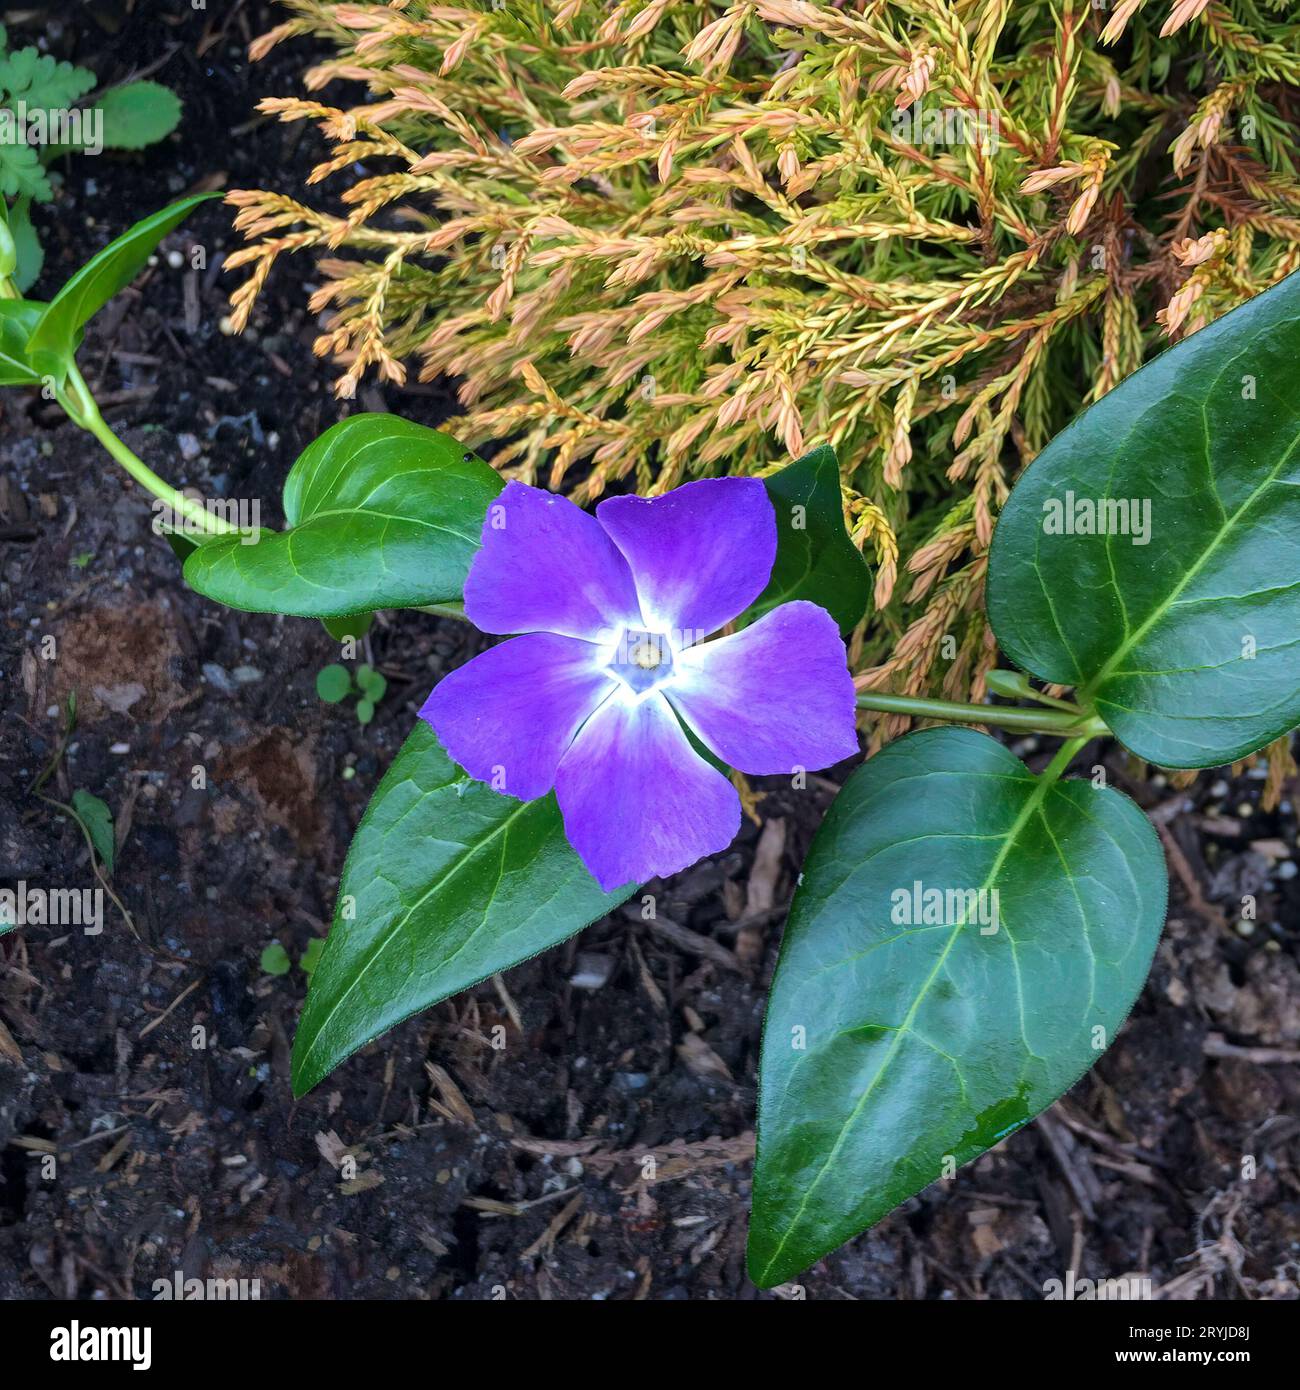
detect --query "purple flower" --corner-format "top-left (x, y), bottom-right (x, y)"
top-left (420, 477), bottom-right (858, 891)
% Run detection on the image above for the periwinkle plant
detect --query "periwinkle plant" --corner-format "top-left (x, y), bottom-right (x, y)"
top-left (4, 198), bottom-right (1299, 1286)
top-left (422, 478), bottom-right (858, 890)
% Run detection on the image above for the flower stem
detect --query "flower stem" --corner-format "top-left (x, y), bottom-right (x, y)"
top-left (855, 690), bottom-right (1108, 739)
top-left (57, 363), bottom-right (236, 538)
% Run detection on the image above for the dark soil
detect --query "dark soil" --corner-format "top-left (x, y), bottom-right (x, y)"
top-left (0, 1), bottom-right (1298, 1302)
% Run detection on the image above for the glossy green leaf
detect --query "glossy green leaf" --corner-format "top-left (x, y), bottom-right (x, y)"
top-left (0, 298), bottom-right (43, 385)
top-left (184, 414), bottom-right (503, 618)
top-left (71, 789), bottom-right (115, 875)
top-left (25, 192), bottom-right (219, 379)
top-left (292, 722), bottom-right (630, 1096)
top-left (749, 727), bottom-right (1165, 1287)
top-left (988, 271), bottom-right (1300, 768)
top-left (746, 445), bottom-right (873, 635)
top-left (97, 81), bottom-right (183, 150)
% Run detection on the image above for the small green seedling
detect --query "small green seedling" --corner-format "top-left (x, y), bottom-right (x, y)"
top-left (0, 22), bottom-right (182, 288)
top-left (315, 662), bottom-right (387, 725)
top-left (259, 941), bottom-right (291, 976)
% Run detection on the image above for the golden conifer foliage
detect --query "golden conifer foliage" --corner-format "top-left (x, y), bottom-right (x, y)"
top-left (228, 0), bottom-right (1300, 720)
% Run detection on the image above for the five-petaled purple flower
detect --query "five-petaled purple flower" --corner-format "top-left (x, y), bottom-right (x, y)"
top-left (420, 477), bottom-right (858, 891)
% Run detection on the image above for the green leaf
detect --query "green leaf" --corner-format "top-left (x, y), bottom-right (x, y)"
top-left (355, 698), bottom-right (375, 726)
top-left (356, 664), bottom-right (386, 702)
top-left (748, 727), bottom-right (1165, 1287)
top-left (322, 612), bottom-right (373, 643)
top-left (260, 941), bottom-right (291, 976)
top-left (315, 664), bottom-right (352, 703)
top-left (25, 192), bottom-right (219, 380)
top-left (0, 196), bottom-right (13, 274)
top-left (0, 298), bottom-right (45, 385)
top-left (291, 721), bottom-right (630, 1096)
top-left (0, 48), bottom-right (96, 200)
top-left (184, 414), bottom-right (504, 618)
top-left (9, 197), bottom-right (43, 293)
top-left (0, 140), bottom-right (48, 203)
top-left (746, 445), bottom-right (873, 635)
top-left (71, 789), bottom-right (115, 874)
top-left (988, 271), bottom-right (1300, 768)
top-left (0, 46), bottom-right (96, 111)
top-left (300, 938), bottom-right (325, 977)
top-left (96, 81), bottom-right (182, 150)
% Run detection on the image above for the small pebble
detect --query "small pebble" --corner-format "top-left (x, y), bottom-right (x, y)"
top-left (232, 666), bottom-right (263, 684)
top-left (109, 742), bottom-right (130, 755)
top-left (1277, 861), bottom-right (1297, 881)
top-left (570, 952), bottom-right (613, 990)
top-left (166, 249), bottom-right (184, 270)
top-left (201, 662), bottom-right (237, 695)
top-left (1235, 918), bottom-right (1256, 938)
top-left (178, 433), bottom-right (202, 462)
top-left (1237, 802), bottom-right (1253, 819)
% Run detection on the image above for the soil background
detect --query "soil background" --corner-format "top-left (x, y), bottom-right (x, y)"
top-left (0, 0), bottom-right (1297, 1302)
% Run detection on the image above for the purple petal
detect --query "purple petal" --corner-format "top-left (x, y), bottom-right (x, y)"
top-left (465, 481), bottom-right (643, 641)
top-left (554, 692), bottom-right (740, 891)
top-left (667, 601), bottom-right (859, 775)
top-left (596, 478), bottom-right (776, 641)
top-left (420, 633), bottom-right (616, 801)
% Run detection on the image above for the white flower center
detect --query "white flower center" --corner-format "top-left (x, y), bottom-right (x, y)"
top-left (609, 627), bottom-right (674, 695)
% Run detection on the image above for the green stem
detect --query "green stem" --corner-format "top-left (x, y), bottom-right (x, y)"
top-left (57, 364), bottom-right (236, 538)
top-left (855, 690), bottom-right (1108, 739)
top-left (1040, 735), bottom-right (1088, 784)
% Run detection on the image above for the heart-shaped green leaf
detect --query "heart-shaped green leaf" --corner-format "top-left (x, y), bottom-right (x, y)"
top-left (25, 192), bottom-right (219, 380)
top-left (184, 414), bottom-right (503, 618)
top-left (0, 298), bottom-right (45, 385)
top-left (749, 727), bottom-right (1165, 1287)
top-left (292, 721), bottom-right (630, 1096)
top-left (746, 444), bottom-right (873, 635)
top-left (988, 270), bottom-right (1300, 768)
